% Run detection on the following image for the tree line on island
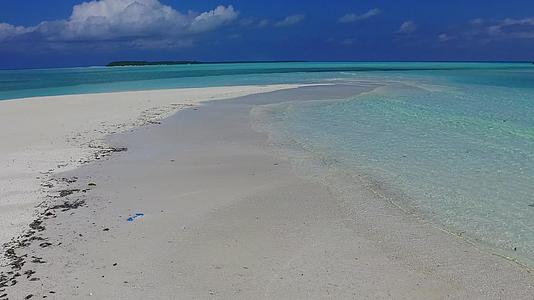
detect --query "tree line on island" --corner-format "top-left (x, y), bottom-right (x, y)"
top-left (106, 60), bottom-right (306, 67)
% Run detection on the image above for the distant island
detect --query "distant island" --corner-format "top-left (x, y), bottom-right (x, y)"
top-left (106, 60), bottom-right (307, 67)
top-left (106, 61), bottom-right (201, 67)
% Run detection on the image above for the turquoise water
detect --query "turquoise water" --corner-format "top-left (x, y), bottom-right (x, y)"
top-left (253, 64), bottom-right (534, 265)
top-left (0, 62), bottom-right (529, 100)
top-left (2, 62), bottom-right (534, 265)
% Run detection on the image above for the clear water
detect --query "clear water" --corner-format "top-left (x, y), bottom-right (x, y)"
top-left (2, 62), bottom-right (534, 265)
top-left (0, 62), bottom-right (528, 100)
top-left (255, 64), bottom-right (534, 265)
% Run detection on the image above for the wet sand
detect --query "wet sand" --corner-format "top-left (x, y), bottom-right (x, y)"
top-left (2, 85), bottom-right (534, 299)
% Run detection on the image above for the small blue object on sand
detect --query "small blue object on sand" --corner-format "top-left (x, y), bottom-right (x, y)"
top-left (127, 213), bottom-right (145, 222)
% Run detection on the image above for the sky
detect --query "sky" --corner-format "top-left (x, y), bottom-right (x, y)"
top-left (1, 0), bottom-right (534, 69)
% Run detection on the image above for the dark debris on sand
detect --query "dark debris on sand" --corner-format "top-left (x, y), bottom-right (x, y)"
top-left (0, 140), bottom-right (130, 298)
top-left (89, 145), bottom-right (128, 161)
top-left (0, 177), bottom-right (89, 298)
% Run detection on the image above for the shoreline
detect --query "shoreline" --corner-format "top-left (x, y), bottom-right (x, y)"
top-left (0, 84), bottom-right (310, 263)
top-left (250, 87), bottom-right (534, 270)
top-left (1, 84), bottom-right (533, 298)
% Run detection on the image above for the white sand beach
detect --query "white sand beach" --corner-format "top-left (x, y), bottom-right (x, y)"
top-left (1, 84), bottom-right (533, 299)
top-left (2, 0), bottom-right (534, 298)
top-left (0, 85), bottom-right (307, 251)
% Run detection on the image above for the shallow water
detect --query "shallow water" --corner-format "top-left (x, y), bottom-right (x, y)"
top-left (254, 66), bottom-right (534, 265)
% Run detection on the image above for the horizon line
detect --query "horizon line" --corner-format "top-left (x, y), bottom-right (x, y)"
top-left (1, 59), bottom-right (532, 71)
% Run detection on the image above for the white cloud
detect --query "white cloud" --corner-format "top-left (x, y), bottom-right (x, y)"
top-left (0, 0), bottom-right (238, 48)
top-left (338, 9), bottom-right (381, 23)
top-left (397, 21), bottom-right (417, 34)
top-left (275, 14), bottom-right (305, 27)
top-left (438, 17), bottom-right (534, 44)
top-left (190, 5), bottom-right (238, 33)
top-left (0, 23), bottom-right (33, 42)
top-left (484, 17), bottom-right (534, 39)
top-left (438, 33), bottom-right (453, 42)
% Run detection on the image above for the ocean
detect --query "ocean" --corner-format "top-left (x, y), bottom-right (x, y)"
top-left (1, 62), bottom-right (528, 100)
top-left (2, 62), bottom-right (534, 265)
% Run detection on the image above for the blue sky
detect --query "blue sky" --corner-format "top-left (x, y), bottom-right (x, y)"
top-left (1, 0), bottom-right (534, 69)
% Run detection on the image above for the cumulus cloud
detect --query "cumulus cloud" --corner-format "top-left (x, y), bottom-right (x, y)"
top-left (397, 21), bottom-right (417, 34)
top-left (190, 5), bottom-right (238, 33)
top-left (338, 9), bottom-right (381, 23)
top-left (274, 14), bottom-right (305, 27)
top-left (0, 23), bottom-right (33, 41)
top-left (0, 0), bottom-right (238, 48)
